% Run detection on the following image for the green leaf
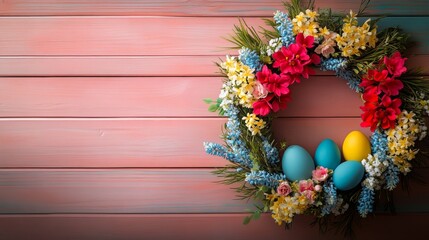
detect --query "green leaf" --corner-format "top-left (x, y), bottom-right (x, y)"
top-left (253, 210), bottom-right (261, 220)
top-left (203, 98), bottom-right (213, 104)
top-left (243, 216), bottom-right (252, 225)
top-left (208, 104), bottom-right (218, 112)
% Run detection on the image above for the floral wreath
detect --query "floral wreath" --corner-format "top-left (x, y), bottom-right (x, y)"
top-left (203, 0), bottom-right (429, 234)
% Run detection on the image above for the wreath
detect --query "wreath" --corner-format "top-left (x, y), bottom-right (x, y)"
top-left (203, 0), bottom-right (429, 235)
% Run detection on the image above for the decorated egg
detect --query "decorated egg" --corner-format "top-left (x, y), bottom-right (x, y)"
top-left (333, 161), bottom-right (365, 191)
top-left (282, 145), bottom-right (315, 181)
top-left (342, 130), bottom-right (371, 161)
top-left (314, 138), bottom-right (341, 170)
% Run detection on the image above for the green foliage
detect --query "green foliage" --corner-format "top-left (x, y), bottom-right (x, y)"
top-left (317, 8), bottom-right (344, 33)
top-left (226, 18), bottom-right (265, 52)
top-left (204, 98), bottom-right (225, 116)
top-left (283, 0), bottom-right (314, 18)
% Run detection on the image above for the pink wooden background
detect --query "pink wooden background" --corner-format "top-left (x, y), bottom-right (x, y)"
top-left (0, 0), bottom-right (428, 239)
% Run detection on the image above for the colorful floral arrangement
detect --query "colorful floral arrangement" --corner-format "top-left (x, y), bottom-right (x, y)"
top-left (203, 0), bottom-right (429, 234)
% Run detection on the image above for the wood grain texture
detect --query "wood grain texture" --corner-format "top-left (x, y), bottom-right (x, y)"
top-left (0, 55), bottom-right (427, 77)
top-left (0, 17), bottom-right (428, 56)
top-left (0, 0), bottom-right (428, 16)
top-left (1, 213), bottom-right (429, 240)
top-left (0, 76), bottom-right (363, 117)
top-left (0, 169), bottom-right (428, 214)
top-left (0, 118), bottom-right (371, 168)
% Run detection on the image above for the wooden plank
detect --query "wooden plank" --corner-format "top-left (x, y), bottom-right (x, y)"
top-left (0, 0), bottom-right (428, 16)
top-left (0, 55), bottom-right (427, 77)
top-left (0, 118), bottom-right (371, 168)
top-left (1, 213), bottom-right (428, 240)
top-left (0, 76), bottom-right (363, 117)
top-left (0, 17), bottom-right (427, 56)
top-left (0, 169), bottom-right (428, 214)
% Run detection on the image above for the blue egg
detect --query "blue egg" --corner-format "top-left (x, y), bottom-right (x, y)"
top-left (282, 145), bottom-right (315, 181)
top-left (314, 138), bottom-right (341, 170)
top-left (333, 161), bottom-right (365, 191)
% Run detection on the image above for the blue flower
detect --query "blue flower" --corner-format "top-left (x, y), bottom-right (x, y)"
top-left (239, 47), bottom-right (262, 71)
top-left (384, 163), bottom-right (400, 190)
top-left (371, 130), bottom-right (389, 161)
top-left (321, 179), bottom-right (338, 216)
top-left (357, 186), bottom-right (375, 217)
top-left (273, 11), bottom-right (294, 47)
top-left (204, 104), bottom-right (253, 168)
top-left (262, 138), bottom-right (280, 166)
top-left (320, 58), bottom-right (347, 72)
top-left (245, 170), bottom-right (286, 188)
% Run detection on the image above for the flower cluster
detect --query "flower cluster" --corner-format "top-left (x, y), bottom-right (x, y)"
top-left (274, 11), bottom-right (294, 46)
top-left (292, 9), bottom-right (321, 38)
top-left (336, 11), bottom-right (377, 57)
top-left (361, 154), bottom-right (389, 190)
top-left (387, 110), bottom-right (425, 174)
top-left (242, 113), bottom-right (266, 135)
top-left (265, 167), bottom-right (329, 225)
top-left (219, 56), bottom-right (257, 109)
top-left (360, 52), bottom-right (406, 132)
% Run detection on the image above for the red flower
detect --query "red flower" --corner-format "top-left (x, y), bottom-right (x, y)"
top-left (253, 94), bottom-right (275, 116)
top-left (359, 69), bottom-right (403, 96)
top-left (256, 65), bottom-right (272, 84)
top-left (383, 51), bottom-right (407, 77)
top-left (265, 73), bottom-right (291, 96)
top-left (272, 43), bottom-right (311, 75)
top-left (379, 78), bottom-right (403, 96)
top-left (253, 94), bottom-right (291, 116)
top-left (296, 33), bottom-right (315, 48)
top-left (360, 94), bottom-right (402, 131)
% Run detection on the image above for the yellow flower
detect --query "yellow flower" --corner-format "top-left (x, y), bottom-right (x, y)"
top-left (319, 26), bottom-right (330, 36)
top-left (336, 12), bottom-right (377, 57)
top-left (305, 9), bottom-right (319, 19)
top-left (242, 113), bottom-right (266, 135)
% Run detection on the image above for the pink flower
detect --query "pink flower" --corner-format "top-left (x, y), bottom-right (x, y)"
top-left (253, 80), bottom-right (268, 99)
top-left (383, 51), bottom-right (407, 77)
top-left (298, 180), bottom-right (314, 192)
top-left (315, 34), bottom-right (337, 58)
top-left (302, 190), bottom-right (316, 204)
top-left (277, 181), bottom-right (291, 196)
top-left (264, 73), bottom-right (291, 97)
top-left (315, 185), bottom-right (322, 192)
top-left (312, 167), bottom-right (329, 182)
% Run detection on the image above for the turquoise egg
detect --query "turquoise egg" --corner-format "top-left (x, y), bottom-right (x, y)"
top-left (282, 145), bottom-right (315, 181)
top-left (314, 138), bottom-right (341, 170)
top-left (333, 161), bottom-right (365, 191)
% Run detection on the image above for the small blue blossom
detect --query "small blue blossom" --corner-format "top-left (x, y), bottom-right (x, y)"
top-left (203, 142), bottom-right (236, 161)
top-left (273, 11), bottom-right (294, 47)
top-left (371, 130), bottom-right (389, 161)
top-left (321, 179), bottom-right (338, 216)
top-left (204, 104), bottom-right (253, 168)
top-left (320, 58), bottom-right (347, 72)
top-left (262, 138), bottom-right (280, 166)
top-left (357, 186), bottom-right (375, 217)
top-left (239, 47), bottom-right (262, 71)
top-left (245, 170), bottom-right (286, 188)
top-left (384, 163), bottom-right (400, 190)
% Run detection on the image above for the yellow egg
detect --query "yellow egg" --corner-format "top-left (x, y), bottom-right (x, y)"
top-left (342, 130), bottom-right (371, 161)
